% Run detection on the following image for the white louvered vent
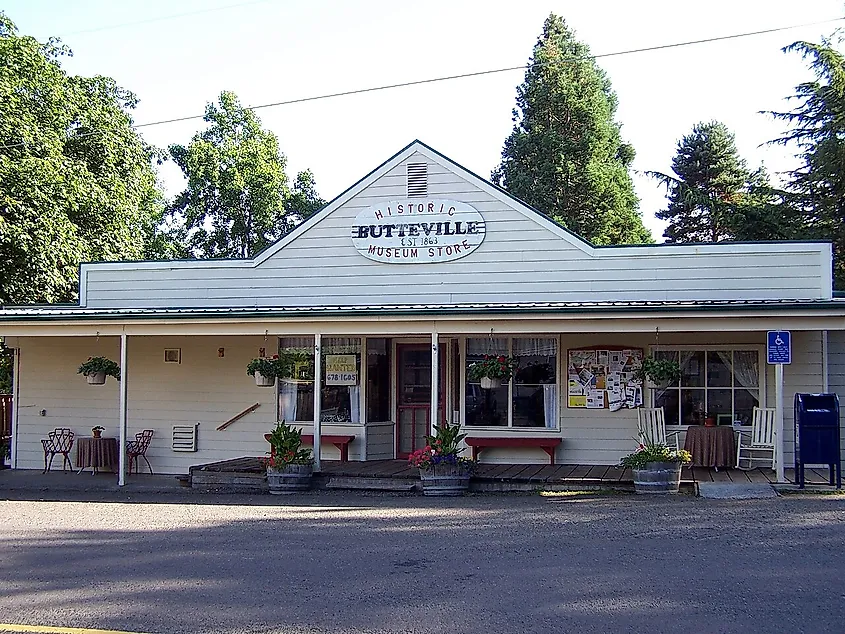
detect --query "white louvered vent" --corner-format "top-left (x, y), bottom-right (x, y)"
top-left (407, 162), bottom-right (428, 197)
top-left (172, 424), bottom-right (198, 452)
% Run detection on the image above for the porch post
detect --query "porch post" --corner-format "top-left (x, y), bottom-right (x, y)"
top-left (430, 330), bottom-right (439, 436)
top-left (10, 347), bottom-right (20, 469)
top-left (313, 333), bottom-right (322, 472)
top-left (775, 362), bottom-right (785, 483)
top-left (118, 332), bottom-right (128, 487)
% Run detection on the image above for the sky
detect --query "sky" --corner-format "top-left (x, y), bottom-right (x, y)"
top-left (4, 0), bottom-right (844, 240)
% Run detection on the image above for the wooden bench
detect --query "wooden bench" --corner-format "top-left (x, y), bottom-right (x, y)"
top-left (301, 434), bottom-right (355, 462)
top-left (465, 437), bottom-right (562, 465)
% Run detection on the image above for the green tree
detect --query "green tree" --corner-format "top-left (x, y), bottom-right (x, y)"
top-left (653, 121), bottom-right (752, 242)
top-left (767, 37), bottom-right (845, 287)
top-left (168, 92), bottom-right (324, 259)
top-left (0, 13), bottom-right (165, 304)
top-left (491, 14), bottom-right (651, 245)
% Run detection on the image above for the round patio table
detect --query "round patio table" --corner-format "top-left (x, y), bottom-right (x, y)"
top-left (683, 425), bottom-right (736, 469)
top-left (76, 437), bottom-right (118, 475)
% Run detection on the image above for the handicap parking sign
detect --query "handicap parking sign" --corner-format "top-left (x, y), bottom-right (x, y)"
top-left (767, 331), bottom-right (791, 365)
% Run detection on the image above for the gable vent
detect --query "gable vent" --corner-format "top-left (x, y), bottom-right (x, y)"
top-left (407, 162), bottom-right (428, 197)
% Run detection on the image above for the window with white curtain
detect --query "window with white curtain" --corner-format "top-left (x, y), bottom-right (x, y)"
top-left (652, 349), bottom-right (760, 427)
top-left (465, 337), bottom-right (558, 428)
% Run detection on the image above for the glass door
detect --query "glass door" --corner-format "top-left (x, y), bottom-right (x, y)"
top-left (396, 344), bottom-right (431, 458)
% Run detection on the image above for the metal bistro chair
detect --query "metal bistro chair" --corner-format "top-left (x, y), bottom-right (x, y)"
top-left (637, 407), bottom-right (680, 451)
top-left (736, 407), bottom-right (777, 470)
top-left (41, 428), bottom-right (75, 473)
top-left (127, 429), bottom-right (154, 475)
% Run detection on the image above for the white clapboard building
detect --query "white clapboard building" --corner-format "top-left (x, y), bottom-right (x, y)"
top-left (2, 140), bottom-right (845, 480)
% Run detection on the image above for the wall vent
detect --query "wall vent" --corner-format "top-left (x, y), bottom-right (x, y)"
top-left (172, 424), bottom-right (198, 452)
top-left (407, 163), bottom-right (428, 197)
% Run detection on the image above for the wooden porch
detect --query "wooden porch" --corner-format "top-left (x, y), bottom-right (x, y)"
top-left (188, 458), bottom-right (832, 492)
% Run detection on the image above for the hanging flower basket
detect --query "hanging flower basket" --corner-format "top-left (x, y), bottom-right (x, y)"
top-left (479, 376), bottom-right (501, 390)
top-left (77, 357), bottom-right (120, 385)
top-left (86, 371), bottom-right (107, 385)
top-left (467, 355), bottom-right (518, 389)
top-left (253, 372), bottom-right (276, 387)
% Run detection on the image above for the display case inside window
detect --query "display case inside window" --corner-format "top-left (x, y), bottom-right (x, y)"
top-left (513, 338), bottom-right (558, 428)
top-left (465, 337), bottom-right (507, 426)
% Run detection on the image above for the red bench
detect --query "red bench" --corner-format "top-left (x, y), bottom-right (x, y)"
top-left (264, 433), bottom-right (356, 462)
top-left (465, 437), bottom-right (562, 465)
top-left (301, 434), bottom-right (355, 462)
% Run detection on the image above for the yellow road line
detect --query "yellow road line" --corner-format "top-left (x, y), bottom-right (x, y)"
top-left (0, 624), bottom-right (155, 634)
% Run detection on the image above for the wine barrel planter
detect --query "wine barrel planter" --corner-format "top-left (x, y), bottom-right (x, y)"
top-left (419, 464), bottom-right (471, 497)
top-left (633, 461), bottom-right (682, 494)
top-left (253, 372), bottom-right (276, 387)
top-left (479, 377), bottom-right (502, 390)
top-left (267, 463), bottom-right (313, 494)
top-left (86, 371), bottom-right (106, 385)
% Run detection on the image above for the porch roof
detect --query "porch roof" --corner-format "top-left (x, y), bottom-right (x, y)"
top-left (1, 297), bottom-right (845, 322)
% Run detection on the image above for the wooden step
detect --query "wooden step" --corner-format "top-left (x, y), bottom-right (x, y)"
top-left (325, 476), bottom-right (418, 492)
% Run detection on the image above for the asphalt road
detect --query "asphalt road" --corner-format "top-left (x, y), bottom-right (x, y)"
top-left (0, 490), bottom-right (844, 634)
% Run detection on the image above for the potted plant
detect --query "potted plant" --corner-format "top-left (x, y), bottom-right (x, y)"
top-left (78, 356), bottom-right (121, 385)
top-left (621, 439), bottom-right (692, 494)
top-left (91, 426), bottom-right (105, 439)
top-left (247, 355), bottom-right (282, 387)
top-left (263, 420), bottom-right (314, 494)
top-left (467, 354), bottom-right (518, 389)
top-left (635, 356), bottom-right (682, 389)
top-left (408, 422), bottom-right (475, 497)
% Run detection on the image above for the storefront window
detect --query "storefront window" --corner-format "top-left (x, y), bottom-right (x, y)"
top-left (278, 336), bottom-right (314, 423)
top-left (513, 338), bottom-right (558, 428)
top-left (465, 337), bottom-right (558, 428)
top-left (366, 338), bottom-right (391, 422)
top-left (278, 337), bottom-right (362, 424)
top-left (653, 349), bottom-right (760, 427)
top-left (321, 337), bottom-right (361, 423)
top-left (465, 338), bottom-right (508, 426)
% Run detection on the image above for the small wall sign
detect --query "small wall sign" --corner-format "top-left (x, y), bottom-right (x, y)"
top-left (164, 348), bottom-right (181, 364)
top-left (325, 354), bottom-right (358, 386)
top-left (351, 199), bottom-right (486, 264)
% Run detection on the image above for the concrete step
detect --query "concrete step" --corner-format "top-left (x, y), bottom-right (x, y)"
top-left (325, 476), bottom-right (418, 492)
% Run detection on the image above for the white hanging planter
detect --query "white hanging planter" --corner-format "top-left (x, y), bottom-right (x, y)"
top-left (480, 376), bottom-right (502, 390)
top-left (254, 372), bottom-right (276, 387)
top-left (86, 371), bottom-right (106, 385)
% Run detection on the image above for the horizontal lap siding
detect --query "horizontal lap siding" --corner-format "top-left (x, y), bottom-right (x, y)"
top-left (15, 336), bottom-right (279, 475)
top-left (83, 152), bottom-right (827, 309)
top-left (781, 331), bottom-right (824, 465)
top-left (825, 331), bottom-right (845, 462)
top-left (365, 422), bottom-right (395, 460)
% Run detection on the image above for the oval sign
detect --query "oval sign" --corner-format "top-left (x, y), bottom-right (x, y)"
top-left (351, 199), bottom-right (486, 264)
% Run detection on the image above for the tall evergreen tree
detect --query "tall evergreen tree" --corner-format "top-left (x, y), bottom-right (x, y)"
top-left (492, 14), bottom-right (651, 245)
top-left (767, 37), bottom-right (845, 287)
top-left (653, 121), bottom-right (750, 243)
top-left (168, 91), bottom-right (324, 259)
top-left (0, 13), bottom-right (165, 304)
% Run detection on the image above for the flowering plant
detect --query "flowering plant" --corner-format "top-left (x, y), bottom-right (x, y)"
top-left (262, 420), bottom-right (313, 470)
top-left (620, 441), bottom-right (691, 469)
top-left (77, 356), bottom-right (121, 380)
top-left (467, 355), bottom-right (518, 381)
top-left (91, 426), bottom-right (105, 433)
top-left (408, 422), bottom-right (474, 472)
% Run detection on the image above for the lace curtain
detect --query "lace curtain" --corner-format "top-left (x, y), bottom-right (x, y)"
top-left (467, 337), bottom-right (508, 356)
top-left (513, 338), bottom-right (558, 356)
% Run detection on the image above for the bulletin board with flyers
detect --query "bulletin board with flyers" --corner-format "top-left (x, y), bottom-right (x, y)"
top-left (567, 346), bottom-right (644, 411)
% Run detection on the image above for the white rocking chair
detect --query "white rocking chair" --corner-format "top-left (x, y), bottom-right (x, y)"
top-left (736, 407), bottom-right (777, 470)
top-left (637, 407), bottom-right (679, 451)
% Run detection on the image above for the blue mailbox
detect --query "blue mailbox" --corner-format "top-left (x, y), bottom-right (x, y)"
top-left (793, 393), bottom-right (841, 488)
